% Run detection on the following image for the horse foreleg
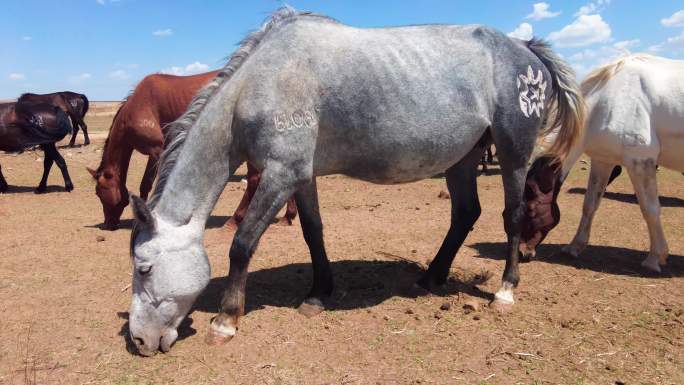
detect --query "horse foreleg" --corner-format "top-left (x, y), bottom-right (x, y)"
top-left (563, 159), bottom-right (613, 258)
top-left (626, 159), bottom-right (668, 272)
top-left (36, 144), bottom-right (55, 193)
top-left (48, 143), bottom-right (73, 191)
top-left (0, 162), bottom-right (8, 192)
top-left (139, 156), bottom-right (158, 200)
top-left (418, 147), bottom-right (482, 291)
top-left (208, 163), bottom-right (300, 345)
top-left (294, 179), bottom-right (333, 317)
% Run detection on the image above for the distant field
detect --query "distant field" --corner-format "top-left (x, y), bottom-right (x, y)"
top-left (85, 101), bottom-right (122, 133)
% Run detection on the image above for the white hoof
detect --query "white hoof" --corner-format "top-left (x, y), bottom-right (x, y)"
top-left (641, 255), bottom-right (662, 273)
top-left (494, 282), bottom-right (515, 305)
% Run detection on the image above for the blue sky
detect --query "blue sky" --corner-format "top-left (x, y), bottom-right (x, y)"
top-left (2, 1), bottom-right (683, 100)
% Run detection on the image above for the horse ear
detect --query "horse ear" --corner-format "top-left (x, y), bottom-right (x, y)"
top-left (131, 195), bottom-right (155, 230)
top-left (86, 167), bottom-right (98, 179)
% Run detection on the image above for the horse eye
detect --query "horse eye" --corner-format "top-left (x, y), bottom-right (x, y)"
top-left (137, 265), bottom-right (152, 276)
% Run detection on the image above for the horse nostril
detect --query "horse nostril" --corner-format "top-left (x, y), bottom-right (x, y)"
top-left (133, 337), bottom-right (144, 347)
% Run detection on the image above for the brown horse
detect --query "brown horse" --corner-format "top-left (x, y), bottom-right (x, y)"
top-left (0, 100), bottom-right (74, 193)
top-left (18, 92), bottom-right (90, 147)
top-left (89, 71), bottom-right (296, 229)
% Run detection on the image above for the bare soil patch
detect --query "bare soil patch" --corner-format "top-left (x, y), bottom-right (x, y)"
top-left (0, 114), bottom-right (682, 384)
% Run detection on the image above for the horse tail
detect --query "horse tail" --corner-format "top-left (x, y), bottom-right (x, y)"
top-left (81, 94), bottom-right (90, 117)
top-left (580, 54), bottom-right (651, 96)
top-left (526, 38), bottom-right (586, 163)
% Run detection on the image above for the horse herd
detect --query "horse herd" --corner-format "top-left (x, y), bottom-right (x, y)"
top-left (1, 8), bottom-right (682, 357)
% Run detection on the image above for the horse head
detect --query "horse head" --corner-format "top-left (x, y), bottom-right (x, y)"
top-left (88, 166), bottom-right (129, 230)
top-left (520, 155), bottom-right (563, 260)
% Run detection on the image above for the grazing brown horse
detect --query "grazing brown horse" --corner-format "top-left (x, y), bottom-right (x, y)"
top-left (0, 101), bottom-right (74, 193)
top-left (89, 71), bottom-right (297, 229)
top-left (18, 92), bottom-right (90, 147)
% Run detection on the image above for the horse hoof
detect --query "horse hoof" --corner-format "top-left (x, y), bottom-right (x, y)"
top-left (640, 257), bottom-right (664, 276)
top-left (298, 301), bottom-right (325, 318)
top-left (489, 299), bottom-right (514, 314)
top-left (205, 324), bottom-right (236, 346)
top-left (65, 183), bottom-right (74, 192)
top-left (275, 217), bottom-right (294, 226)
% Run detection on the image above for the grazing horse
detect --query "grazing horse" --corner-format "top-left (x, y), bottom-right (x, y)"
top-left (126, 8), bottom-right (583, 356)
top-left (18, 92), bottom-right (89, 146)
top-left (88, 71), bottom-right (297, 229)
top-left (521, 55), bottom-right (683, 273)
top-left (0, 101), bottom-right (74, 193)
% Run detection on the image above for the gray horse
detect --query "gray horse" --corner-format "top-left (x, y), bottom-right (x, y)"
top-left (127, 7), bottom-right (584, 356)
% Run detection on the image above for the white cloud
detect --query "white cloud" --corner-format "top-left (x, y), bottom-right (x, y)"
top-left (8, 73), bottom-right (25, 80)
top-left (153, 28), bottom-right (173, 37)
top-left (508, 23), bottom-right (534, 41)
top-left (548, 14), bottom-right (611, 47)
top-left (69, 73), bottom-right (92, 83)
top-left (96, 0), bottom-right (105, 4)
top-left (161, 61), bottom-right (209, 76)
top-left (526, 3), bottom-right (561, 20)
top-left (21, 36), bottom-right (32, 41)
top-left (568, 40), bottom-right (640, 78)
top-left (575, 0), bottom-right (611, 17)
top-left (109, 69), bottom-right (130, 80)
top-left (648, 31), bottom-right (684, 53)
top-left (661, 10), bottom-right (684, 28)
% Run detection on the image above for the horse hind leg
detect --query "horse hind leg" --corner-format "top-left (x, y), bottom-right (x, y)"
top-left (79, 118), bottom-right (90, 146)
top-left (562, 159), bottom-right (614, 258)
top-left (626, 159), bottom-right (668, 272)
top-left (208, 162), bottom-right (304, 345)
top-left (294, 179), bottom-right (333, 317)
top-left (417, 146), bottom-right (482, 291)
top-left (68, 115), bottom-right (80, 147)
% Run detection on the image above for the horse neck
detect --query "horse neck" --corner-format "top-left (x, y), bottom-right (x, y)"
top-left (154, 82), bottom-right (240, 231)
top-left (101, 118), bottom-right (134, 185)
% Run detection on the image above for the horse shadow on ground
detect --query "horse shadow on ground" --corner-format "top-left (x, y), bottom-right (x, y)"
top-left (0, 185), bottom-right (67, 194)
top-left (118, 259), bottom-right (496, 354)
top-left (57, 144), bottom-right (85, 149)
top-left (566, 187), bottom-right (684, 208)
top-left (86, 215), bottom-right (231, 230)
top-left (192, 259), bottom-right (494, 316)
top-left (470, 242), bottom-right (684, 277)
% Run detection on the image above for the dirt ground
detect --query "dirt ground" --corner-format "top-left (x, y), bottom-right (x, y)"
top-left (1, 104), bottom-right (682, 385)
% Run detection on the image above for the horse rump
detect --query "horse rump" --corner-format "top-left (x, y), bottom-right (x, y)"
top-left (14, 101), bottom-right (73, 147)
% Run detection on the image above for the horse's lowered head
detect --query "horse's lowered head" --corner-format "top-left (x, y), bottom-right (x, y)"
top-left (87, 165), bottom-right (129, 230)
top-left (128, 195), bottom-right (210, 356)
top-left (520, 155), bottom-right (564, 260)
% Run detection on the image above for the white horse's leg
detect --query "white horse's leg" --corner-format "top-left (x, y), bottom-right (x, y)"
top-left (625, 159), bottom-right (668, 272)
top-left (563, 159), bottom-right (614, 257)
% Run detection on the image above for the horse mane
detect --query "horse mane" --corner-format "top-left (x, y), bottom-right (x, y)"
top-left (581, 54), bottom-right (652, 96)
top-left (95, 100), bottom-right (127, 173)
top-left (147, 6), bottom-right (331, 208)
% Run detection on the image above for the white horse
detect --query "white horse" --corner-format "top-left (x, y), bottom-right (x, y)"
top-left (523, 54), bottom-right (684, 272)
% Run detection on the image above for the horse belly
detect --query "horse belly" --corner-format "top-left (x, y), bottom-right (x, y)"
top-left (320, 119), bottom-right (489, 184)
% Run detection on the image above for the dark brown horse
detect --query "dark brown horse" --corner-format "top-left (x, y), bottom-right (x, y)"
top-left (18, 91), bottom-right (90, 147)
top-left (88, 71), bottom-right (297, 229)
top-left (0, 100), bottom-right (74, 193)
